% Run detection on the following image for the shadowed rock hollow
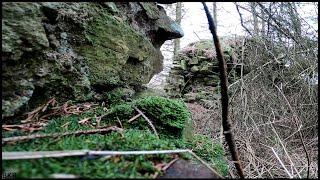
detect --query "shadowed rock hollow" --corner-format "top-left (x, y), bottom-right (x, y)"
top-left (2, 2), bottom-right (183, 119)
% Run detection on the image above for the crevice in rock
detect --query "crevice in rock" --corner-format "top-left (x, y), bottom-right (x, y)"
top-left (148, 29), bottom-right (167, 49)
top-left (41, 5), bottom-right (59, 24)
top-left (126, 56), bottom-right (140, 66)
top-left (92, 84), bottom-right (118, 94)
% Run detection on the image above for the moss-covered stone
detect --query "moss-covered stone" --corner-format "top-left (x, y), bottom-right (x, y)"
top-left (189, 57), bottom-right (199, 65)
top-left (2, 2), bottom-right (183, 119)
top-left (165, 39), bottom-right (243, 98)
top-left (135, 96), bottom-right (191, 137)
top-left (102, 87), bottom-right (135, 105)
top-left (180, 59), bottom-right (187, 70)
top-left (101, 96), bottom-right (190, 138)
top-left (2, 3), bottom-right (49, 60)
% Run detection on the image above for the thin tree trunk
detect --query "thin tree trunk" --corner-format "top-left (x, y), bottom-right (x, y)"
top-left (261, 3), bottom-right (265, 37)
top-left (213, 2), bottom-right (217, 32)
top-left (250, 2), bottom-right (259, 36)
top-left (289, 2), bottom-right (301, 39)
top-left (173, 2), bottom-right (182, 57)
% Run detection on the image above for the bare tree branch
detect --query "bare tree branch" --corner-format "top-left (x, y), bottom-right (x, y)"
top-left (235, 2), bottom-right (254, 37)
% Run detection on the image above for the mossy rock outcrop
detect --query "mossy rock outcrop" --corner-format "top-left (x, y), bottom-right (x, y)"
top-left (2, 2), bottom-right (183, 119)
top-left (164, 39), bottom-right (244, 99)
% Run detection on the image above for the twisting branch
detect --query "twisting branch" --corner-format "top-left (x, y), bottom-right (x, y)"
top-left (202, 2), bottom-right (245, 178)
top-left (234, 2), bottom-right (254, 37)
top-left (256, 2), bottom-right (298, 44)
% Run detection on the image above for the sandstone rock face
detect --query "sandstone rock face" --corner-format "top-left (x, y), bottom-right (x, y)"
top-left (2, 2), bottom-right (183, 118)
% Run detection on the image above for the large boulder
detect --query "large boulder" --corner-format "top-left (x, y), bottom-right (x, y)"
top-left (2, 2), bottom-right (183, 118)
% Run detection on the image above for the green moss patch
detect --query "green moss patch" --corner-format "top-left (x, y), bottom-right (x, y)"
top-left (3, 129), bottom-right (176, 178)
top-left (102, 87), bottom-right (135, 106)
top-left (101, 96), bottom-right (191, 138)
top-left (2, 96), bottom-right (228, 178)
top-left (77, 5), bottom-right (157, 87)
top-left (185, 134), bottom-right (229, 176)
top-left (135, 96), bottom-right (191, 138)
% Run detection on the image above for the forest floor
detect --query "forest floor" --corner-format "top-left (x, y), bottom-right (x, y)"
top-left (2, 93), bottom-right (229, 178)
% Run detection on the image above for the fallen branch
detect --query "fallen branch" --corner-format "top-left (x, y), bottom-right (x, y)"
top-left (3, 149), bottom-right (190, 160)
top-left (2, 123), bottom-right (46, 133)
top-left (133, 107), bottom-right (159, 138)
top-left (2, 126), bottom-right (123, 144)
top-left (3, 150), bottom-right (88, 160)
top-left (2, 124), bottom-right (26, 128)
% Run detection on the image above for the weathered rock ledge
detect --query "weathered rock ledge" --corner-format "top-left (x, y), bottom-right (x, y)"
top-left (2, 2), bottom-right (184, 118)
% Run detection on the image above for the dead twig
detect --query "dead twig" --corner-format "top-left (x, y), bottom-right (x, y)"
top-left (188, 150), bottom-right (223, 178)
top-left (78, 117), bottom-right (91, 125)
top-left (2, 126), bottom-right (123, 144)
top-left (95, 111), bottom-right (112, 128)
top-left (116, 117), bottom-right (123, 129)
top-left (2, 124), bottom-right (44, 133)
top-left (133, 107), bottom-right (159, 138)
top-left (271, 147), bottom-right (293, 178)
top-left (152, 157), bottom-right (179, 179)
top-left (162, 157), bottom-right (179, 171)
top-left (269, 111), bottom-right (301, 178)
top-left (274, 84), bottom-right (311, 178)
top-left (128, 113), bottom-right (142, 123)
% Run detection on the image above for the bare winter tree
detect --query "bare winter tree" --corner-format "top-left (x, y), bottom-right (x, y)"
top-left (228, 2), bottom-right (317, 178)
top-left (250, 2), bottom-right (259, 36)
